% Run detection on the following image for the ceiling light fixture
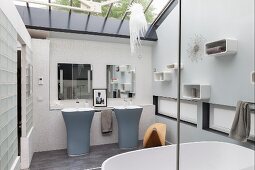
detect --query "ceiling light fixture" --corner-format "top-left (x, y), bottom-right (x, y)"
top-left (129, 3), bottom-right (148, 55)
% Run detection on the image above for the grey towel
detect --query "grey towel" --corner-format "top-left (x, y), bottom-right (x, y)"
top-left (229, 101), bottom-right (251, 142)
top-left (101, 109), bottom-right (113, 135)
top-left (207, 46), bottom-right (225, 54)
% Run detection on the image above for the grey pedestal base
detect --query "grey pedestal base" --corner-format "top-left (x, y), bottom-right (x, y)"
top-left (62, 110), bottom-right (95, 156)
top-left (115, 108), bottom-right (143, 149)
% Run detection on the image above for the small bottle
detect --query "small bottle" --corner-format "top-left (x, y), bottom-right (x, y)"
top-left (129, 99), bottom-right (132, 106)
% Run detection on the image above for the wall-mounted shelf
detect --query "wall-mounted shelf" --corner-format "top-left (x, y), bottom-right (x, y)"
top-left (183, 84), bottom-right (211, 100)
top-left (154, 71), bottom-right (172, 82)
top-left (205, 39), bottom-right (237, 56)
top-left (119, 65), bottom-right (128, 72)
top-left (110, 79), bottom-right (118, 84)
top-left (251, 71), bottom-right (255, 84)
top-left (119, 83), bottom-right (132, 92)
top-left (167, 63), bottom-right (184, 70)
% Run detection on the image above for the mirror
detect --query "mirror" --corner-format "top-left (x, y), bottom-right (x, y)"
top-left (107, 65), bottom-right (136, 98)
top-left (58, 63), bottom-right (92, 100)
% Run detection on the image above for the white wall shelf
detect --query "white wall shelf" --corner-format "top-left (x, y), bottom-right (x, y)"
top-left (167, 63), bottom-right (184, 70)
top-left (119, 83), bottom-right (132, 92)
top-left (251, 71), bottom-right (255, 84)
top-left (183, 84), bottom-right (211, 100)
top-left (119, 65), bottom-right (128, 72)
top-left (205, 39), bottom-right (237, 56)
top-left (154, 71), bottom-right (172, 82)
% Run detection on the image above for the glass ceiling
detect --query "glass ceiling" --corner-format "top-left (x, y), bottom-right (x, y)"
top-left (14, 0), bottom-right (171, 24)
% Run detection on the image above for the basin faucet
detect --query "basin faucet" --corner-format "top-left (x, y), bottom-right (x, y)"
top-left (123, 98), bottom-right (128, 106)
top-left (76, 98), bottom-right (79, 104)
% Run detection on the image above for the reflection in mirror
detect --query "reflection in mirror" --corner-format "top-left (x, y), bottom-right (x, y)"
top-left (58, 63), bottom-right (92, 100)
top-left (107, 65), bottom-right (136, 98)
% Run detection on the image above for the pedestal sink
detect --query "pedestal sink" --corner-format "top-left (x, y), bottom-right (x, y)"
top-left (62, 108), bottom-right (95, 156)
top-left (114, 106), bottom-right (143, 149)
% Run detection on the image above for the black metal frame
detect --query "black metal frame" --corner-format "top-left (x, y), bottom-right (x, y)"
top-left (116, 0), bottom-right (135, 34)
top-left (152, 96), bottom-right (197, 127)
top-left (145, 0), bottom-right (178, 38)
top-left (16, 5), bottom-right (158, 41)
top-left (202, 103), bottom-right (255, 144)
top-left (101, 3), bottom-right (113, 32)
top-left (93, 89), bottom-right (108, 107)
top-left (16, 0), bottom-right (179, 41)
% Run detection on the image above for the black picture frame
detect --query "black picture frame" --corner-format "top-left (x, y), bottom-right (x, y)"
top-left (93, 89), bottom-right (107, 107)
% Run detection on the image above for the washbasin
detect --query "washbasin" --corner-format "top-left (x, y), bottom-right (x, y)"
top-left (62, 108), bottom-right (94, 112)
top-left (114, 106), bottom-right (143, 149)
top-left (62, 108), bottom-right (95, 156)
top-left (114, 105), bottom-right (143, 110)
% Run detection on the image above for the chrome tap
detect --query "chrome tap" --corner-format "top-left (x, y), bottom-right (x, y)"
top-left (123, 98), bottom-right (128, 106)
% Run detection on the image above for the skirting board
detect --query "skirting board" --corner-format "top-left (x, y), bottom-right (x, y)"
top-left (21, 127), bottom-right (34, 169)
top-left (10, 156), bottom-right (20, 170)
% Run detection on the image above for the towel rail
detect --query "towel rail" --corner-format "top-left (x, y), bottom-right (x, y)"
top-left (246, 102), bottom-right (255, 112)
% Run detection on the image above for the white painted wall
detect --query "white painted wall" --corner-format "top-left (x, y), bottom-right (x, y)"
top-left (153, 0), bottom-right (254, 106)
top-left (181, 0), bottom-right (254, 106)
top-left (0, 0), bottom-right (31, 47)
top-left (49, 38), bottom-right (153, 106)
top-left (32, 38), bottom-right (155, 152)
top-left (20, 45), bottom-right (35, 169)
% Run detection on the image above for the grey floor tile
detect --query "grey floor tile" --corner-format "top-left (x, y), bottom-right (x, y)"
top-left (30, 142), bottom-right (143, 170)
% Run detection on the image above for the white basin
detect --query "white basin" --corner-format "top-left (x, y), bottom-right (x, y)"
top-left (61, 108), bottom-right (94, 112)
top-left (114, 105), bottom-right (142, 110)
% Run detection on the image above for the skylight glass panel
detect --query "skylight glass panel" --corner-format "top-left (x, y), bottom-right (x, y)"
top-left (14, 0), bottom-right (172, 24)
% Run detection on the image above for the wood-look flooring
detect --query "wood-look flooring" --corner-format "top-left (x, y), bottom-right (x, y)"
top-left (30, 142), bottom-right (143, 170)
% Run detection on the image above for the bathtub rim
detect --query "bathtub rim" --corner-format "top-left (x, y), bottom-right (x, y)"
top-left (101, 141), bottom-right (254, 169)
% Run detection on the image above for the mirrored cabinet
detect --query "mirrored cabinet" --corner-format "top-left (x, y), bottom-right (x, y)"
top-left (58, 63), bottom-right (92, 100)
top-left (107, 65), bottom-right (136, 98)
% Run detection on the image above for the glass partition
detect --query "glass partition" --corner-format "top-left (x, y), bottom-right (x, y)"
top-left (177, 0), bottom-right (255, 169)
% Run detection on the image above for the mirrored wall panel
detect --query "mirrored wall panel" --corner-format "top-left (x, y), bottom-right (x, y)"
top-left (58, 63), bottom-right (92, 100)
top-left (107, 65), bottom-right (136, 98)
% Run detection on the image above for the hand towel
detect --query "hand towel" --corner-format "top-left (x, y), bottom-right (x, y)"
top-left (101, 109), bottom-right (113, 135)
top-left (229, 101), bottom-right (251, 142)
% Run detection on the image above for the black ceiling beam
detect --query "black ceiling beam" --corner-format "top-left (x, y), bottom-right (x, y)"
top-left (85, 12), bottom-right (91, 31)
top-left (101, 3), bottom-right (113, 33)
top-left (48, 0), bottom-right (51, 11)
top-left (145, 0), bottom-right (178, 38)
top-left (69, 0), bottom-right (73, 14)
top-left (116, 0), bottom-right (135, 34)
top-left (68, 0), bottom-right (73, 28)
top-left (144, 0), bottom-right (154, 13)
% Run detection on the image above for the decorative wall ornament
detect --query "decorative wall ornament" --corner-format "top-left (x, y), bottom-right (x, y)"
top-left (129, 3), bottom-right (148, 55)
top-left (186, 34), bottom-right (206, 62)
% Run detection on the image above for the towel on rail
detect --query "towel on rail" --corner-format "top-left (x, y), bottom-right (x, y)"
top-left (101, 109), bottom-right (113, 135)
top-left (229, 101), bottom-right (251, 142)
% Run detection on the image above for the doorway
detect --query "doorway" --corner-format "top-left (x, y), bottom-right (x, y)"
top-left (17, 50), bottom-right (22, 156)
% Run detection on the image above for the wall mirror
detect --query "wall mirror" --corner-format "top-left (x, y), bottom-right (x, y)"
top-left (58, 63), bottom-right (92, 100)
top-left (107, 65), bottom-right (136, 98)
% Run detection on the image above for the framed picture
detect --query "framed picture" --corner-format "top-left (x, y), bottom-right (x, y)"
top-left (93, 89), bottom-right (107, 107)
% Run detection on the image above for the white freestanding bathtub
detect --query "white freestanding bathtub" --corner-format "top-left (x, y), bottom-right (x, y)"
top-left (102, 141), bottom-right (254, 170)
